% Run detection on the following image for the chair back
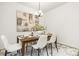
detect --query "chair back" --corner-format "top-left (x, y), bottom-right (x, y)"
top-left (37, 35), bottom-right (47, 48)
top-left (0, 35), bottom-right (10, 49)
top-left (49, 33), bottom-right (57, 43)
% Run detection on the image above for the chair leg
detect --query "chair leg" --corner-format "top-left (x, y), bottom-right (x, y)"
top-left (26, 43), bottom-right (28, 53)
top-left (17, 50), bottom-right (18, 53)
top-left (55, 38), bottom-right (58, 52)
top-left (46, 45), bottom-right (49, 56)
top-left (5, 50), bottom-right (7, 56)
top-left (26, 46), bottom-right (27, 53)
top-left (17, 49), bottom-right (20, 53)
top-left (31, 47), bottom-right (33, 56)
top-left (17, 49), bottom-right (21, 55)
top-left (50, 43), bottom-right (53, 56)
top-left (37, 48), bottom-right (40, 56)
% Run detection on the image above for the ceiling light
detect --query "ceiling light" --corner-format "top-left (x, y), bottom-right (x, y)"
top-left (35, 2), bottom-right (43, 17)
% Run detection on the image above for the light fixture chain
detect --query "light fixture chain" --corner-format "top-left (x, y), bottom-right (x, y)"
top-left (39, 2), bottom-right (40, 10)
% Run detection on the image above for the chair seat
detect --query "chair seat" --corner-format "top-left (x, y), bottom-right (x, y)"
top-left (47, 40), bottom-right (55, 44)
top-left (32, 44), bottom-right (40, 49)
top-left (47, 37), bottom-right (56, 44)
top-left (7, 44), bottom-right (21, 52)
top-left (32, 43), bottom-right (47, 49)
top-left (47, 41), bottom-right (52, 43)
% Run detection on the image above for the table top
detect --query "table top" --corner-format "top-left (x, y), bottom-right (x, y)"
top-left (19, 36), bottom-right (39, 42)
top-left (17, 33), bottom-right (52, 42)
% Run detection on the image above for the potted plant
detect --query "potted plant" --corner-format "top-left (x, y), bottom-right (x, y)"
top-left (32, 23), bottom-right (46, 35)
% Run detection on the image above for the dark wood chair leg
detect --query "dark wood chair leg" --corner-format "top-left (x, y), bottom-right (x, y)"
top-left (55, 37), bottom-right (58, 52)
top-left (26, 43), bottom-right (28, 53)
top-left (17, 49), bottom-right (20, 53)
top-left (46, 45), bottom-right (49, 56)
top-left (5, 50), bottom-right (7, 56)
top-left (18, 50), bottom-right (21, 55)
top-left (37, 48), bottom-right (40, 56)
top-left (50, 43), bottom-right (53, 56)
top-left (26, 46), bottom-right (27, 53)
top-left (17, 50), bottom-right (18, 53)
top-left (31, 47), bottom-right (33, 56)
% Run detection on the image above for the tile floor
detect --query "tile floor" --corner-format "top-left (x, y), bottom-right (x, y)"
top-left (0, 43), bottom-right (79, 56)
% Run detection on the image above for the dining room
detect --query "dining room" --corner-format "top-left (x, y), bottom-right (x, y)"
top-left (0, 2), bottom-right (79, 56)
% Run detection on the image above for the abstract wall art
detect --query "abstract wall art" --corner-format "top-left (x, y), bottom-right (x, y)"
top-left (16, 10), bottom-right (39, 32)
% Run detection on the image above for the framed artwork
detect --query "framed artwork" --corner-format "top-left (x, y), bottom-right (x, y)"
top-left (16, 10), bottom-right (39, 32)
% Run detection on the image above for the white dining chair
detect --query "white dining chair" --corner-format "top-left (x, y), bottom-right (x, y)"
top-left (47, 33), bottom-right (58, 55)
top-left (31, 35), bottom-right (48, 56)
top-left (0, 35), bottom-right (22, 56)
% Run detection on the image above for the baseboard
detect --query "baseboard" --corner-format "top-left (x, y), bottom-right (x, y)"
top-left (58, 42), bottom-right (79, 50)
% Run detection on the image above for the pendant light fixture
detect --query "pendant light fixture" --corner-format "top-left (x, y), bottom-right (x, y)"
top-left (35, 2), bottom-right (43, 17)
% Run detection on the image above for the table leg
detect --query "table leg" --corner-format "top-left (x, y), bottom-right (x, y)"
top-left (21, 42), bottom-right (25, 56)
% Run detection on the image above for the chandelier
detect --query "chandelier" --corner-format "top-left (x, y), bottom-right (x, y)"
top-left (35, 2), bottom-right (43, 17)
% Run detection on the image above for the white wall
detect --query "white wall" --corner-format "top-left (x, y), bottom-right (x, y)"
top-left (0, 2), bottom-right (37, 48)
top-left (1, 2), bottom-right (79, 49)
top-left (43, 2), bottom-right (79, 49)
top-left (0, 3), bottom-right (4, 48)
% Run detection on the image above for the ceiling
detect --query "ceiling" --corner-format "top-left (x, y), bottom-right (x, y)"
top-left (18, 2), bottom-right (66, 13)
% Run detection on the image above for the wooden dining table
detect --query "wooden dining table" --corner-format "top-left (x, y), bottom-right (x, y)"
top-left (17, 36), bottom-right (39, 56)
top-left (17, 33), bottom-right (52, 56)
